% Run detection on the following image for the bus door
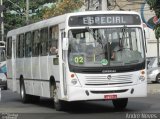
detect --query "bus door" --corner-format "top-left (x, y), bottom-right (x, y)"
top-left (59, 27), bottom-right (67, 98)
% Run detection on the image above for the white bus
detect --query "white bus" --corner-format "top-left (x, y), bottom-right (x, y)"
top-left (6, 11), bottom-right (147, 111)
top-left (0, 41), bottom-right (7, 90)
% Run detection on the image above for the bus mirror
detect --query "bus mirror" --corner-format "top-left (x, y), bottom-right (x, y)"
top-left (63, 38), bottom-right (69, 50)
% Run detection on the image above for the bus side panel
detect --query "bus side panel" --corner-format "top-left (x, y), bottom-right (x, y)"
top-left (48, 56), bottom-right (60, 95)
top-left (40, 56), bottom-right (50, 97)
top-left (32, 57), bottom-right (40, 80)
top-left (24, 80), bottom-right (33, 95)
top-left (23, 58), bottom-right (32, 94)
top-left (16, 58), bottom-right (24, 80)
top-left (33, 80), bottom-right (42, 96)
top-left (41, 81), bottom-right (50, 97)
top-left (40, 56), bottom-right (48, 80)
top-left (32, 57), bottom-right (41, 96)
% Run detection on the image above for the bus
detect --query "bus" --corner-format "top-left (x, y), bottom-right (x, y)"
top-left (6, 11), bottom-right (147, 111)
top-left (0, 41), bottom-right (7, 90)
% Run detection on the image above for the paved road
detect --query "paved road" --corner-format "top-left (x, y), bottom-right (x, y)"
top-left (0, 84), bottom-right (160, 119)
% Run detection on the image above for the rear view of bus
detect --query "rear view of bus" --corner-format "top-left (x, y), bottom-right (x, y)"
top-left (64, 11), bottom-right (147, 110)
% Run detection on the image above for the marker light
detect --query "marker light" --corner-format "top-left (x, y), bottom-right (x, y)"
top-left (71, 74), bottom-right (75, 78)
top-left (141, 70), bottom-right (145, 75)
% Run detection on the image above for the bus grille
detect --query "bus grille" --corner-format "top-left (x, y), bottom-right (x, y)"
top-left (85, 74), bottom-right (133, 85)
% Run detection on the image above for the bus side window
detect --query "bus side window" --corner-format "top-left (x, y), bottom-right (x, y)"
top-left (40, 28), bottom-right (48, 56)
top-left (20, 34), bottom-right (24, 58)
top-left (0, 51), bottom-right (5, 62)
top-left (25, 32), bottom-right (32, 57)
top-left (49, 25), bottom-right (59, 55)
top-left (7, 37), bottom-right (12, 59)
top-left (16, 35), bottom-right (20, 58)
top-left (32, 30), bottom-right (40, 56)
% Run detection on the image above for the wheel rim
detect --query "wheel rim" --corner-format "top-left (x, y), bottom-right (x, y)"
top-left (53, 88), bottom-right (59, 103)
top-left (21, 85), bottom-right (24, 99)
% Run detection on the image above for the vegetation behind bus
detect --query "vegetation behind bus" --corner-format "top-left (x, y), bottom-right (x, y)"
top-left (146, 0), bottom-right (160, 39)
top-left (2, 0), bottom-right (83, 41)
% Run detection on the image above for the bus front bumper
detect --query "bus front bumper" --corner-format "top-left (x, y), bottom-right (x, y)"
top-left (66, 83), bottom-right (147, 101)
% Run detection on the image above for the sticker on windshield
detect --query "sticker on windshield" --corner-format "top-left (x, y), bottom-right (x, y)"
top-left (74, 56), bottom-right (84, 64)
top-left (101, 59), bottom-right (108, 65)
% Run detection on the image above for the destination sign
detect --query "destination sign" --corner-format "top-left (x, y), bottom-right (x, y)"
top-left (68, 14), bottom-right (141, 26)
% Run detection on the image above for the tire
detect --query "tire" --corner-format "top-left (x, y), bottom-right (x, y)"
top-left (30, 95), bottom-right (40, 103)
top-left (50, 83), bottom-right (65, 111)
top-left (3, 85), bottom-right (7, 90)
top-left (112, 98), bottom-right (128, 110)
top-left (20, 80), bottom-right (31, 103)
top-left (156, 73), bottom-right (160, 83)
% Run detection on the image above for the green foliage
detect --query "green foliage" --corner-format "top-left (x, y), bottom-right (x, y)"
top-left (155, 25), bottom-right (160, 39)
top-left (3, 0), bottom-right (54, 33)
top-left (3, 0), bottom-right (83, 38)
top-left (146, 0), bottom-right (160, 39)
top-left (43, 0), bottom-right (84, 18)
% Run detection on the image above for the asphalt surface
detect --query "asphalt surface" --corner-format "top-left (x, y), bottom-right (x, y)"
top-left (0, 84), bottom-right (160, 119)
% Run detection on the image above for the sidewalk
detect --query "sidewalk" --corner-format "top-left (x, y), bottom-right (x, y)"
top-left (148, 84), bottom-right (160, 94)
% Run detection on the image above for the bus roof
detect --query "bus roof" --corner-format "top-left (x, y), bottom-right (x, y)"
top-left (7, 11), bottom-right (140, 37)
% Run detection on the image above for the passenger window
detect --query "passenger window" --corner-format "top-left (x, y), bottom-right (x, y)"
top-left (32, 30), bottom-right (40, 56)
top-left (25, 32), bottom-right (32, 57)
top-left (7, 37), bottom-right (12, 59)
top-left (49, 25), bottom-right (59, 55)
top-left (16, 35), bottom-right (20, 58)
top-left (40, 28), bottom-right (48, 56)
top-left (20, 34), bottom-right (24, 58)
top-left (0, 50), bottom-right (5, 61)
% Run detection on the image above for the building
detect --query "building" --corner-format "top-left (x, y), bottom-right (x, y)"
top-left (84, 0), bottom-right (158, 57)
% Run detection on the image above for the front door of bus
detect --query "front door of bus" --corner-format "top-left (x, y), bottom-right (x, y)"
top-left (61, 29), bottom-right (67, 96)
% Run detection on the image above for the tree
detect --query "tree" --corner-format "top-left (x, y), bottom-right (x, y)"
top-left (42, 0), bottom-right (84, 19)
top-left (3, 0), bottom-right (54, 32)
top-left (146, 0), bottom-right (160, 39)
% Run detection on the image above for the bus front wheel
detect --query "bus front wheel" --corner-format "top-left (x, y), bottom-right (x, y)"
top-left (51, 83), bottom-right (65, 111)
top-left (112, 98), bottom-right (128, 110)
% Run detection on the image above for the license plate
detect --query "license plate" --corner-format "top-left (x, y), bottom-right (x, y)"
top-left (104, 95), bottom-right (117, 100)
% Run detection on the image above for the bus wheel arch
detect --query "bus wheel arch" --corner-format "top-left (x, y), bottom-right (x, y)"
top-left (49, 76), bottom-right (65, 111)
top-left (49, 76), bottom-right (56, 98)
top-left (19, 75), bottom-right (30, 103)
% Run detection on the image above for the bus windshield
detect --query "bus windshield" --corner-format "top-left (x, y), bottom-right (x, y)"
top-left (68, 27), bottom-right (145, 67)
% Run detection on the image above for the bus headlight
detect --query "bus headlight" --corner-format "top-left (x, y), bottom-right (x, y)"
top-left (71, 79), bottom-right (78, 85)
top-left (139, 76), bottom-right (145, 81)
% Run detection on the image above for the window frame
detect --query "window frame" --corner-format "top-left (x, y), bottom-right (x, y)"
top-left (49, 25), bottom-right (59, 55)
top-left (40, 27), bottom-right (48, 56)
top-left (25, 32), bottom-right (32, 57)
top-left (7, 37), bottom-right (12, 59)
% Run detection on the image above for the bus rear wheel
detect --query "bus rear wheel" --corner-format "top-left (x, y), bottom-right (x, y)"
top-left (112, 98), bottom-right (128, 110)
top-left (20, 80), bottom-right (30, 103)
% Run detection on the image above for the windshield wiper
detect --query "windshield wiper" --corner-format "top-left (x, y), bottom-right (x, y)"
top-left (125, 60), bottom-right (139, 64)
top-left (120, 25), bottom-right (127, 47)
